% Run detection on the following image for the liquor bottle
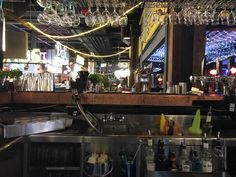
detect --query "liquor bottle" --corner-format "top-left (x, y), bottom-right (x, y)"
top-left (167, 151), bottom-right (177, 171)
top-left (179, 144), bottom-right (191, 172)
top-left (190, 148), bottom-right (202, 171)
top-left (156, 140), bottom-right (167, 171)
top-left (202, 107), bottom-right (213, 136)
top-left (212, 132), bottom-right (224, 172)
top-left (145, 138), bottom-right (156, 171)
top-left (202, 139), bottom-right (213, 172)
top-left (167, 118), bottom-right (175, 135)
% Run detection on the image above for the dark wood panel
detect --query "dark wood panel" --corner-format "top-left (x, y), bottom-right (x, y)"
top-left (193, 26), bottom-right (206, 76)
top-left (0, 92), bottom-right (11, 105)
top-left (11, 92), bottom-right (72, 105)
top-left (79, 93), bottom-right (223, 106)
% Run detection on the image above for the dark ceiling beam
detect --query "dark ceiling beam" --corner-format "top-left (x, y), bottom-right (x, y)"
top-left (71, 29), bottom-right (100, 54)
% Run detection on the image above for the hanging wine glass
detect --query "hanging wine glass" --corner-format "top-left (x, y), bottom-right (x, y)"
top-left (49, 2), bottom-right (60, 25)
top-left (70, 5), bottom-right (80, 27)
top-left (227, 9), bottom-right (235, 26)
top-left (37, 12), bottom-right (47, 24)
top-left (92, 0), bottom-right (103, 26)
top-left (177, 10), bottom-right (184, 25)
top-left (119, 3), bottom-right (128, 27)
top-left (110, 4), bottom-right (119, 28)
top-left (43, 0), bottom-right (55, 24)
top-left (61, 5), bottom-right (73, 27)
top-left (85, 6), bottom-right (95, 27)
top-left (210, 9), bottom-right (220, 26)
top-left (101, 2), bottom-right (111, 25)
top-left (219, 8), bottom-right (230, 26)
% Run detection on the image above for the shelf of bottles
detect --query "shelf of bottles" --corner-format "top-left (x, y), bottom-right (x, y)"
top-left (190, 75), bottom-right (236, 95)
top-left (143, 136), bottom-right (225, 177)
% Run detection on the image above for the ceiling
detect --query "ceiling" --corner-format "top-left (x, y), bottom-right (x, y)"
top-left (205, 29), bottom-right (236, 64)
top-left (3, 0), bottom-right (143, 62)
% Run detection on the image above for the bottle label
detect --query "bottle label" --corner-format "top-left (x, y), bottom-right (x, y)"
top-left (147, 139), bottom-right (153, 146)
top-left (147, 162), bottom-right (155, 171)
top-left (202, 161), bottom-right (213, 172)
top-left (182, 164), bottom-right (190, 172)
top-left (206, 115), bottom-right (211, 122)
top-left (203, 143), bottom-right (209, 149)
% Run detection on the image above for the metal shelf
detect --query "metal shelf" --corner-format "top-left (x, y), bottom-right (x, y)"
top-left (30, 166), bottom-right (80, 171)
top-left (147, 171), bottom-right (225, 177)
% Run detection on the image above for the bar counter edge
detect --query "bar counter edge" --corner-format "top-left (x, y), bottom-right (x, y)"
top-left (0, 92), bottom-right (224, 106)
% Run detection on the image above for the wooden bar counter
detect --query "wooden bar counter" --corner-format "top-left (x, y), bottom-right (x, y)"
top-left (0, 92), bottom-right (224, 106)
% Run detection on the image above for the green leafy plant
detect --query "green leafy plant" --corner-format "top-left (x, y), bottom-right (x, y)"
top-left (88, 73), bottom-right (103, 85)
top-left (0, 69), bottom-right (23, 79)
top-left (8, 69), bottom-right (23, 78)
top-left (101, 74), bottom-right (110, 88)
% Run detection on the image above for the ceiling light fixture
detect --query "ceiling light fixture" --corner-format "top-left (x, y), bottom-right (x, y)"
top-left (26, 2), bottom-right (143, 40)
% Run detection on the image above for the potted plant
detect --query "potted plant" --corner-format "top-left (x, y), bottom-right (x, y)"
top-left (88, 73), bottom-right (104, 92)
top-left (0, 69), bottom-right (23, 91)
top-left (88, 73), bottom-right (103, 85)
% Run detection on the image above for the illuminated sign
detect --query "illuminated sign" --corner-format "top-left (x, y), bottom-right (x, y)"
top-left (55, 42), bottom-right (68, 59)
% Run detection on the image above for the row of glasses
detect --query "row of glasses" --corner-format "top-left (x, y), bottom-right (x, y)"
top-left (38, 0), bottom-right (81, 27)
top-left (37, 0), bottom-right (128, 28)
top-left (152, 0), bottom-right (236, 26)
top-left (85, 0), bottom-right (128, 28)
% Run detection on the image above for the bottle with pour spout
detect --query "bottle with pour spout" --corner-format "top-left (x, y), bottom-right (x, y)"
top-left (203, 107), bottom-right (213, 136)
top-left (179, 142), bottom-right (191, 172)
top-left (202, 133), bottom-right (213, 172)
top-left (145, 130), bottom-right (156, 172)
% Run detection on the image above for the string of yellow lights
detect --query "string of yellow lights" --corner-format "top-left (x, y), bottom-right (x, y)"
top-left (4, 2), bottom-right (143, 58)
top-left (25, 2), bottom-right (143, 40)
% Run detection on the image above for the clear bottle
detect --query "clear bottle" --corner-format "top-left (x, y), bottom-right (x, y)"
top-left (179, 144), bottom-right (191, 172)
top-left (202, 140), bottom-right (213, 173)
top-left (203, 107), bottom-right (213, 136)
top-left (145, 138), bottom-right (156, 171)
